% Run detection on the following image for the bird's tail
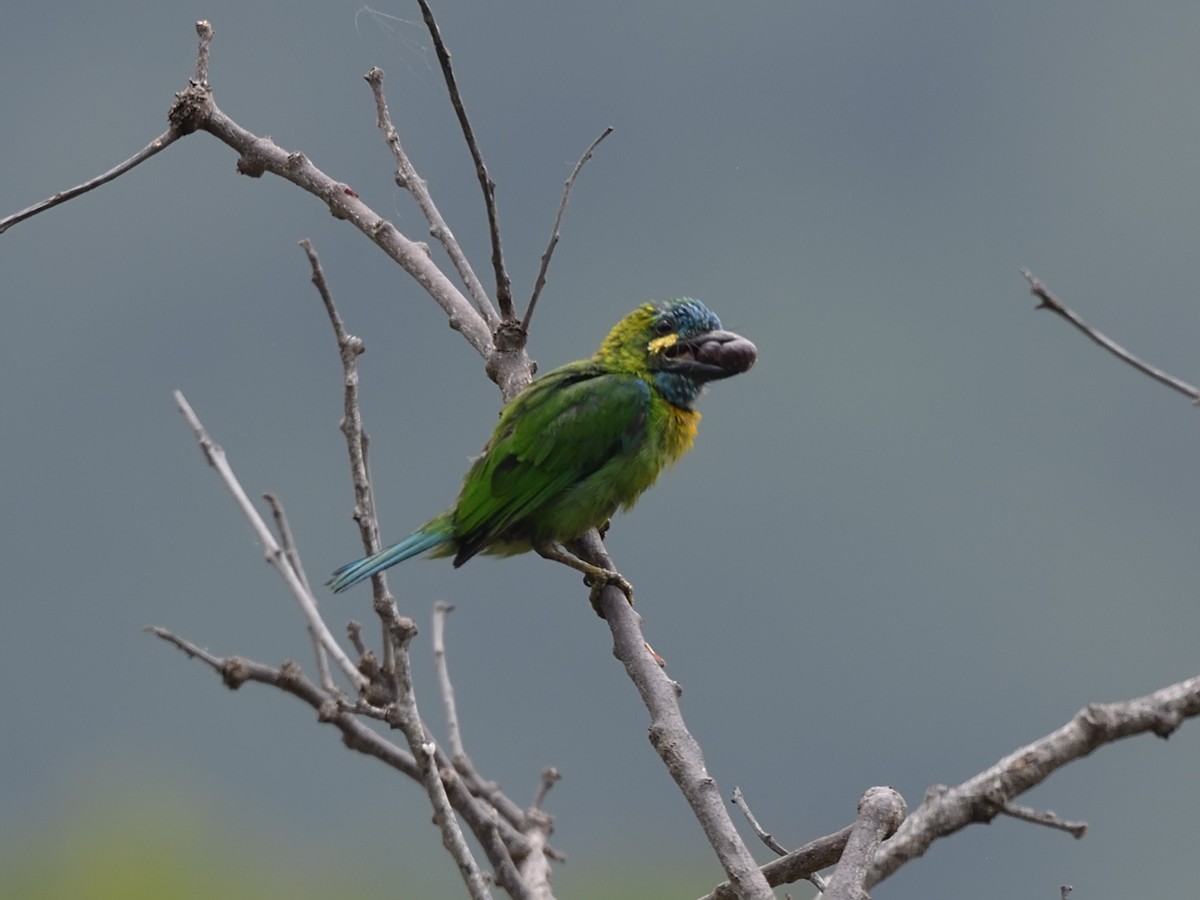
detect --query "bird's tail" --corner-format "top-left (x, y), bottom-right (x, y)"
top-left (328, 518), bottom-right (453, 593)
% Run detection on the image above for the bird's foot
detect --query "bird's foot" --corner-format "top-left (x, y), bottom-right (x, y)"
top-left (534, 543), bottom-right (634, 615)
top-left (583, 568), bottom-right (634, 613)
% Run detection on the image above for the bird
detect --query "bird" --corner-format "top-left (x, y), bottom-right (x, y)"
top-left (328, 298), bottom-right (756, 599)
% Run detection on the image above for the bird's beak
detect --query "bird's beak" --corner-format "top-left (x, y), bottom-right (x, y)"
top-left (660, 329), bottom-right (757, 381)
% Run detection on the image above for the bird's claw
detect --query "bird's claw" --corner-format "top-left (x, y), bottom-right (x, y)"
top-left (584, 568), bottom-right (635, 614)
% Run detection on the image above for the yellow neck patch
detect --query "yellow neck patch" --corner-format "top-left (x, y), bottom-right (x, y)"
top-left (663, 405), bottom-right (701, 462)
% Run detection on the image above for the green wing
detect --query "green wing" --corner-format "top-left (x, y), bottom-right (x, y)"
top-left (451, 365), bottom-right (652, 564)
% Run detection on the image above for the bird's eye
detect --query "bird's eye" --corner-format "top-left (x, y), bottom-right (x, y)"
top-left (653, 318), bottom-right (674, 336)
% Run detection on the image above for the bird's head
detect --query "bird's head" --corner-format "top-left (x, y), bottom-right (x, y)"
top-left (597, 298), bottom-right (757, 409)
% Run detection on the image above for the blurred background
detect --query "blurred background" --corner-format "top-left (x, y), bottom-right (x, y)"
top-left (4, 3), bottom-right (1200, 897)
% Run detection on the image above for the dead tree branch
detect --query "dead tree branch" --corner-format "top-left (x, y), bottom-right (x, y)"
top-left (173, 390), bottom-right (364, 691)
top-left (365, 67), bottom-right (496, 329)
top-left (867, 675), bottom-right (1200, 887)
top-left (0, 130), bottom-right (181, 235)
top-left (523, 126), bottom-right (614, 334)
top-left (415, 0), bottom-right (512, 319)
top-left (576, 529), bottom-right (775, 899)
top-left (1021, 268), bottom-right (1200, 401)
top-left (822, 787), bottom-right (906, 900)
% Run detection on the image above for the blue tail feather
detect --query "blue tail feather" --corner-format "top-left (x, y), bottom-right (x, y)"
top-left (328, 525), bottom-right (452, 593)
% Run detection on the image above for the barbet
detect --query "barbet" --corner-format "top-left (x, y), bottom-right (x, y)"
top-left (328, 298), bottom-right (756, 598)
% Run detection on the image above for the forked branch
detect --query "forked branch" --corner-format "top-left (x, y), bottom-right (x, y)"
top-left (867, 676), bottom-right (1200, 887)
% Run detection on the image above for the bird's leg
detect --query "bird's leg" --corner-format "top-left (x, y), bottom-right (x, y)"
top-left (534, 543), bottom-right (635, 609)
top-left (597, 519), bottom-right (611, 541)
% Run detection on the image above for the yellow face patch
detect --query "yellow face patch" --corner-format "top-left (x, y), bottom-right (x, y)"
top-left (647, 333), bottom-right (678, 355)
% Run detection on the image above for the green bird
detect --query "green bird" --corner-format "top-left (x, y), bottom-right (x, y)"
top-left (328, 298), bottom-right (756, 597)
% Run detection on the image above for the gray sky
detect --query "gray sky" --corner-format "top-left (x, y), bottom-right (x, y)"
top-left (4, 2), bottom-right (1200, 897)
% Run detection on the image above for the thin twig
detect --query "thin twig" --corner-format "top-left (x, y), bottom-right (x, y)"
top-left (263, 492), bottom-right (312, 594)
top-left (415, 0), bottom-right (512, 318)
top-left (172, 390), bottom-right (365, 690)
top-left (998, 801), bottom-right (1086, 839)
top-left (147, 625), bottom-right (227, 670)
top-left (522, 126), bottom-right (613, 334)
top-left (346, 620), bottom-right (368, 656)
top-left (531, 768), bottom-right (561, 812)
top-left (263, 491), bottom-right (335, 693)
top-left (432, 601), bottom-right (467, 759)
top-left (301, 238), bottom-right (400, 671)
top-left (390, 616), bottom-right (494, 900)
top-left (731, 786), bottom-right (788, 856)
top-left (1021, 268), bottom-right (1200, 401)
top-left (364, 68), bottom-right (497, 329)
top-left (193, 20), bottom-right (214, 84)
top-left (301, 238), bottom-right (380, 559)
top-left (0, 129), bottom-right (180, 235)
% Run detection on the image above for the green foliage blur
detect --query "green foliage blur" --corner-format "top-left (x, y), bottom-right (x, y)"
top-left (1, 788), bottom-right (397, 900)
top-left (0, 773), bottom-right (716, 900)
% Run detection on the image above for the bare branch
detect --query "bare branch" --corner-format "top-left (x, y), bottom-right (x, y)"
top-left (263, 490), bottom-right (335, 693)
top-left (389, 616), bottom-right (494, 900)
top-left (0, 129), bottom-right (180, 235)
top-left (364, 67), bottom-right (497, 329)
top-left (1021, 268), bottom-right (1200, 402)
top-left (474, 806), bottom-right (532, 900)
top-left (868, 675), bottom-right (1200, 887)
top-left (164, 79), bottom-right (497, 360)
top-left (301, 241), bottom-right (382, 559)
top-left (731, 786), bottom-right (788, 857)
top-left (300, 241), bottom-right (393, 676)
top-left (346, 620), bottom-right (368, 657)
top-left (193, 20), bottom-right (213, 83)
top-left (4, 24), bottom-right (535, 392)
top-left (0, 21), bottom-right (213, 237)
top-left (700, 825), bottom-right (854, 900)
top-left (450, 752), bottom-right (543, 842)
top-left (570, 529), bottom-right (774, 900)
top-left (517, 808), bottom-right (555, 900)
top-left (415, 0), bottom-right (512, 318)
top-left (146, 625), bottom-right (411, 766)
top-left (147, 625), bottom-right (228, 671)
top-left (531, 768), bottom-right (561, 813)
top-left (301, 238), bottom-right (399, 669)
top-left (522, 126), bottom-right (614, 334)
top-left (822, 787), bottom-right (906, 900)
top-left (432, 601), bottom-right (467, 759)
top-left (172, 390), bottom-right (365, 690)
top-left (997, 801), bottom-right (1086, 839)
top-left (263, 491), bottom-right (312, 595)
top-left (147, 624), bottom-right (547, 879)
